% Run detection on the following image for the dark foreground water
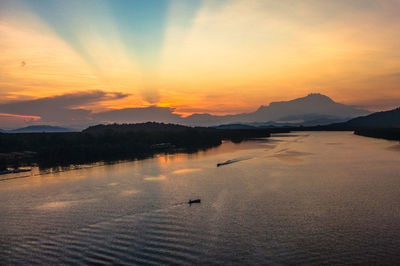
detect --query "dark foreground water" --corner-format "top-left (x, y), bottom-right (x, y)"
top-left (1, 132), bottom-right (400, 265)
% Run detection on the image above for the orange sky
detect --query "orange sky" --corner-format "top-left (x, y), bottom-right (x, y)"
top-left (1, 0), bottom-right (400, 119)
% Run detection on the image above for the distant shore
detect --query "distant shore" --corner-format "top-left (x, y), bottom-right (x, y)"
top-left (0, 122), bottom-right (275, 173)
top-left (2, 122), bottom-right (398, 174)
top-left (283, 125), bottom-right (400, 142)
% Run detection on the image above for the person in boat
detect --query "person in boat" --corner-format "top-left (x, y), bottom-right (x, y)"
top-left (188, 199), bottom-right (201, 204)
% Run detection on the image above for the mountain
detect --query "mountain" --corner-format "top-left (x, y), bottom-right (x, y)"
top-left (2, 93), bottom-right (371, 129)
top-left (342, 107), bottom-right (400, 128)
top-left (183, 93), bottom-right (370, 126)
top-left (214, 124), bottom-right (257, 130)
top-left (246, 93), bottom-right (368, 121)
top-left (10, 125), bottom-right (75, 133)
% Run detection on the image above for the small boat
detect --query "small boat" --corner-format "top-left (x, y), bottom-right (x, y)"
top-left (188, 199), bottom-right (201, 204)
top-left (217, 159), bottom-right (237, 167)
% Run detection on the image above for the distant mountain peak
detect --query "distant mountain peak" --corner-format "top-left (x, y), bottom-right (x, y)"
top-left (263, 93), bottom-right (335, 109)
top-left (10, 125), bottom-right (75, 133)
top-left (287, 93), bottom-right (335, 105)
top-left (307, 92), bottom-right (328, 97)
top-left (304, 93), bottom-right (334, 102)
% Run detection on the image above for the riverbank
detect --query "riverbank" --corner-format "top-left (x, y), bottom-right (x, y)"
top-left (280, 125), bottom-right (400, 142)
top-left (0, 122), bottom-right (274, 172)
top-left (354, 128), bottom-right (400, 141)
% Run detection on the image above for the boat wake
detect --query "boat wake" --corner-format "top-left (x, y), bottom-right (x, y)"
top-left (216, 157), bottom-right (252, 167)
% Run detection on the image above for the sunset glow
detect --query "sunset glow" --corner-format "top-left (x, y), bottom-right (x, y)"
top-left (1, 2), bottom-right (400, 263)
top-left (1, 0), bottom-right (400, 127)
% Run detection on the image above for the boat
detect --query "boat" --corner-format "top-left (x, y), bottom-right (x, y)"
top-left (217, 159), bottom-right (237, 167)
top-left (188, 199), bottom-right (201, 204)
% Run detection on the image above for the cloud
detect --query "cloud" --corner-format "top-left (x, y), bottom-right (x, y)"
top-left (93, 106), bottom-right (182, 124)
top-left (354, 97), bottom-right (400, 111)
top-left (0, 90), bottom-right (188, 128)
top-left (157, 0), bottom-right (400, 113)
top-left (339, 72), bottom-right (400, 111)
top-left (0, 90), bottom-right (129, 127)
top-left (0, 113), bottom-right (41, 129)
top-left (0, 90), bottom-right (128, 112)
top-left (141, 87), bottom-right (160, 104)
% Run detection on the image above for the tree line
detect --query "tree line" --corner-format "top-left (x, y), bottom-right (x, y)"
top-left (0, 122), bottom-right (272, 171)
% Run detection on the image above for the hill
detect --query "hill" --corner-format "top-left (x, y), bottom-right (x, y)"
top-left (342, 107), bottom-right (400, 128)
top-left (10, 125), bottom-right (74, 133)
top-left (0, 122), bottom-right (273, 170)
top-left (292, 107), bottom-right (400, 141)
top-left (83, 122), bottom-right (189, 134)
top-left (213, 124), bottom-right (257, 130)
top-left (341, 107), bottom-right (400, 141)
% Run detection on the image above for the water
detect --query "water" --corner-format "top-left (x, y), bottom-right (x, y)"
top-left (1, 132), bottom-right (400, 265)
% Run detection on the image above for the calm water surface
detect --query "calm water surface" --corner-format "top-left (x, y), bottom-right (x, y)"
top-left (1, 132), bottom-right (400, 265)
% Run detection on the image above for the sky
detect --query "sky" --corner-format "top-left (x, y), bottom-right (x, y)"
top-left (0, 0), bottom-right (400, 128)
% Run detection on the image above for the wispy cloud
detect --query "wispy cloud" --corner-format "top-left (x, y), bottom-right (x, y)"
top-left (0, 90), bottom-right (128, 113)
top-left (0, 90), bottom-right (129, 126)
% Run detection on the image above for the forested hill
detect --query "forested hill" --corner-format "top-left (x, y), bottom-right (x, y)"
top-left (0, 122), bottom-right (272, 171)
top-left (293, 107), bottom-right (400, 141)
top-left (342, 107), bottom-right (400, 128)
top-left (83, 122), bottom-right (190, 133)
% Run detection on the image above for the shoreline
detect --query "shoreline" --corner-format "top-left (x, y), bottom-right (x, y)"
top-left (0, 123), bottom-right (274, 174)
